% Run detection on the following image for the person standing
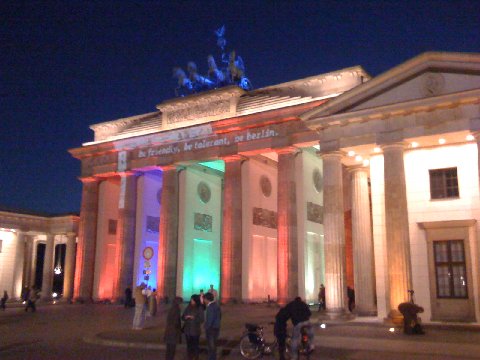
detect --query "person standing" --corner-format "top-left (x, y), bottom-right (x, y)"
top-left (207, 284), bottom-right (218, 301)
top-left (182, 294), bottom-right (205, 360)
top-left (132, 283), bottom-right (147, 330)
top-left (124, 287), bottom-right (133, 308)
top-left (164, 296), bottom-right (183, 360)
top-left (318, 284), bottom-right (326, 311)
top-left (1, 290), bottom-right (8, 310)
top-left (204, 292), bottom-right (221, 360)
top-left (148, 288), bottom-right (157, 316)
top-left (274, 306), bottom-right (289, 360)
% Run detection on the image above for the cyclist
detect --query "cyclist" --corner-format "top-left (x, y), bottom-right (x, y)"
top-left (285, 297), bottom-right (314, 358)
top-left (274, 306), bottom-right (289, 360)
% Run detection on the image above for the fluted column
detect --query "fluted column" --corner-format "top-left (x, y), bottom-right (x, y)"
top-left (350, 166), bottom-right (376, 316)
top-left (382, 143), bottom-right (412, 318)
top-left (13, 232), bottom-right (26, 299)
top-left (321, 151), bottom-right (347, 315)
top-left (221, 155), bottom-right (244, 303)
top-left (277, 147), bottom-right (299, 304)
top-left (22, 235), bottom-right (34, 290)
top-left (63, 232), bottom-right (77, 300)
top-left (114, 172), bottom-right (138, 301)
top-left (30, 240), bottom-right (38, 287)
top-left (41, 234), bottom-right (55, 300)
top-left (74, 177), bottom-right (99, 302)
top-left (157, 166), bottom-right (179, 300)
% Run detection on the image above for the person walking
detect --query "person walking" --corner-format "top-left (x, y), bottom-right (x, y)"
top-left (182, 294), bottom-right (205, 360)
top-left (204, 292), bottom-right (221, 360)
top-left (164, 296), bottom-right (183, 360)
top-left (25, 287), bottom-right (38, 312)
top-left (132, 283), bottom-right (147, 330)
top-left (1, 290), bottom-right (8, 311)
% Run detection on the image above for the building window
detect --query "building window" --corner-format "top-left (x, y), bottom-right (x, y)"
top-left (434, 240), bottom-right (468, 298)
top-left (108, 219), bottom-right (117, 235)
top-left (429, 167), bottom-right (459, 199)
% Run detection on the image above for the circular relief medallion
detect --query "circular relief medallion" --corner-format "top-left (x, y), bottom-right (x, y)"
top-left (197, 181), bottom-right (211, 204)
top-left (260, 175), bottom-right (272, 197)
top-left (313, 168), bottom-right (323, 193)
top-left (156, 188), bottom-right (162, 205)
top-left (143, 246), bottom-right (154, 260)
top-left (421, 73), bottom-right (445, 97)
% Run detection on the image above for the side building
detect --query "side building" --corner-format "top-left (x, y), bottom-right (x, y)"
top-left (70, 52), bottom-right (480, 323)
top-left (0, 208), bottom-right (78, 300)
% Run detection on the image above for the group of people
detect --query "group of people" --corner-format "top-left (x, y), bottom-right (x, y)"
top-left (164, 287), bottom-right (221, 360)
top-left (130, 283), bottom-right (221, 360)
top-left (317, 284), bottom-right (356, 313)
top-left (131, 284), bottom-right (158, 329)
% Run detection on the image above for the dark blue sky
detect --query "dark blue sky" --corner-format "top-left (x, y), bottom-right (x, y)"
top-left (1, 1), bottom-right (479, 215)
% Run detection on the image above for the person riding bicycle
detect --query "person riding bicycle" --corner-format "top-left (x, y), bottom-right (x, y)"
top-left (285, 297), bottom-right (314, 357)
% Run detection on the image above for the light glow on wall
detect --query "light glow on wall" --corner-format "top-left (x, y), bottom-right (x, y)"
top-left (199, 160), bottom-right (225, 173)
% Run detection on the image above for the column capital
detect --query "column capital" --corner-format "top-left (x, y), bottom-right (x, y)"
top-left (380, 142), bottom-right (406, 152)
top-left (320, 150), bottom-right (345, 160)
top-left (117, 170), bottom-right (139, 178)
top-left (275, 146), bottom-right (301, 156)
top-left (66, 232), bottom-right (77, 238)
top-left (222, 154), bottom-right (247, 163)
top-left (471, 131), bottom-right (480, 141)
top-left (79, 176), bottom-right (100, 184)
top-left (348, 164), bottom-right (369, 174)
top-left (158, 164), bottom-right (178, 172)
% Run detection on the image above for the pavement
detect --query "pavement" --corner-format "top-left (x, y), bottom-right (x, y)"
top-left (82, 302), bottom-right (480, 359)
top-left (2, 301), bottom-right (480, 359)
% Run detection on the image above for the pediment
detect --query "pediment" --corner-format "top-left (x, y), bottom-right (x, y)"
top-left (301, 52), bottom-right (480, 120)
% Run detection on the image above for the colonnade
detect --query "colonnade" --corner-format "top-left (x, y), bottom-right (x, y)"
top-left (73, 142), bottom-right (413, 318)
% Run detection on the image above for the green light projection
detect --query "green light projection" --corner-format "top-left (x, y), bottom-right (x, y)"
top-left (199, 160), bottom-right (225, 173)
top-left (182, 238), bottom-right (220, 298)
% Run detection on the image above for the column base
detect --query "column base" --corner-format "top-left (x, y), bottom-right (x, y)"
top-left (220, 297), bottom-right (241, 305)
top-left (318, 308), bottom-right (355, 321)
top-left (385, 309), bottom-right (404, 325)
top-left (355, 307), bottom-right (378, 317)
top-left (74, 296), bottom-right (94, 304)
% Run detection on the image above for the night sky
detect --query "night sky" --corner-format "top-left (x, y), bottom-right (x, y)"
top-left (1, 1), bottom-right (479, 215)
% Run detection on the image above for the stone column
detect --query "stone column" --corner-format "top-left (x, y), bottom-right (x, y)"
top-left (30, 239), bottom-right (38, 288)
top-left (382, 143), bottom-right (412, 318)
top-left (221, 155), bottom-right (244, 303)
top-left (13, 232), bottom-right (26, 299)
top-left (350, 166), bottom-right (377, 316)
top-left (156, 166), bottom-right (179, 300)
top-left (321, 151), bottom-right (347, 315)
top-left (74, 177), bottom-right (99, 302)
top-left (22, 235), bottom-right (34, 291)
top-left (41, 234), bottom-right (55, 300)
top-left (277, 147), bottom-right (299, 304)
top-left (114, 172), bottom-right (138, 301)
top-left (63, 232), bottom-right (77, 300)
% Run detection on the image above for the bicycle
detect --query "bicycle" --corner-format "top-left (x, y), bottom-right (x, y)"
top-left (239, 323), bottom-right (291, 359)
top-left (240, 322), bottom-right (315, 359)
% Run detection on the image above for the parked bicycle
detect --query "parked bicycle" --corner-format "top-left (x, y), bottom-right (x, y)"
top-left (240, 322), bottom-right (315, 359)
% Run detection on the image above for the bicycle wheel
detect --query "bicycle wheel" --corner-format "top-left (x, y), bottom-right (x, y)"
top-left (240, 334), bottom-right (263, 359)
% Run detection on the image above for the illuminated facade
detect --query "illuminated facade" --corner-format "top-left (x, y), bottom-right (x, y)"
top-left (71, 52), bottom-right (480, 323)
top-left (0, 209), bottom-right (78, 300)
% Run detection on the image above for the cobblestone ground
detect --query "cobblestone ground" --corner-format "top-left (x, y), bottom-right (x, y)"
top-left (1, 302), bottom-right (480, 359)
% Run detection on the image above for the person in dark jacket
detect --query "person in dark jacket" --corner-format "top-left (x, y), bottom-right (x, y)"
top-left (274, 306), bottom-right (290, 360)
top-left (398, 301), bottom-right (425, 335)
top-left (285, 297), bottom-right (314, 358)
top-left (164, 296), bottom-right (183, 360)
top-left (1, 290), bottom-right (8, 310)
top-left (182, 294), bottom-right (205, 360)
top-left (124, 287), bottom-right (133, 308)
top-left (204, 292), bottom-right (221, 360)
